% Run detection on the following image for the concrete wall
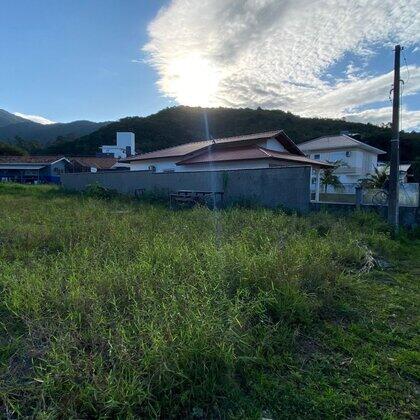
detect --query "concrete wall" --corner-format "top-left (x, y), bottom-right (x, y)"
top-left (61, 166), bottom-right (312, 212)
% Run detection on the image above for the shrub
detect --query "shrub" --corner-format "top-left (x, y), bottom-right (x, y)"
top-left (83, 182), bottom-right (119, 200)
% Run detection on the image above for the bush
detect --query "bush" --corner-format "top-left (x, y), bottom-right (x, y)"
top-left (83, 182), bottom-right (119, 200)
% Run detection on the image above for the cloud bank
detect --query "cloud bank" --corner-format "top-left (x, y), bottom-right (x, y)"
top-left (14, 112), bottom-right (55, 125)
top-left (144, 0), bottom-right (420, 129)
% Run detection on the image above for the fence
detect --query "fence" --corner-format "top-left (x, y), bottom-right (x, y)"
top-left (362, 183), bottom-right (419, 207)
top-left (311, 182), bottom-right (419, 207)
top-left (310, 183), bottom-right (356, 194)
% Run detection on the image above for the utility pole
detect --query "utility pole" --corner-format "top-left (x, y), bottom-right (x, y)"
top-left (388, 45), bottom-right (401, 229)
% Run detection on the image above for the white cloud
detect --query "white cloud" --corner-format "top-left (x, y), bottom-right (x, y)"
top-left (344, 106), bottom-right (420, 131)
top-left (144, 0), bottom-right (420, 127)
top-left (14, 112), bottom-right (55, 125)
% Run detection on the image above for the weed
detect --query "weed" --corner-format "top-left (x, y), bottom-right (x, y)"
top-left (0, 184), bottom-right (418, 418)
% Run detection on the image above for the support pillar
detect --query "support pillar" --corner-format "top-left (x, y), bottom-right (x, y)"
top-left (315, 169), bottom-right (321, 202)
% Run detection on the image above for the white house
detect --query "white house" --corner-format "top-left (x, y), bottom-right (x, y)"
top-left (377, 162), bottom-right (412, 183)
top-left (121, 130), bottom-right (332, 174)
top-left (100, 132), bottom-right (135, 159)
top-left (298, 134), bottom-right (386, 185)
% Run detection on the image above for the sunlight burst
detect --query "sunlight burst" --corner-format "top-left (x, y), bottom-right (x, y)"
top-left (161, 54), bottom-right (221, 107)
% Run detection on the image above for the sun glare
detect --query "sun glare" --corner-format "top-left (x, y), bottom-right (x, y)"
top-left (164, 54), bottom-right (220, 107)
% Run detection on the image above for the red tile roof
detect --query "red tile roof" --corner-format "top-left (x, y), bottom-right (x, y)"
top-left (121, 130), bottom-right (304, 162)
top-left (70, 157), bottom-right (117, 169)
top-left (0, 156), bottom-right (68, 164)
top-left (177, 146), bottom-right (333, 168)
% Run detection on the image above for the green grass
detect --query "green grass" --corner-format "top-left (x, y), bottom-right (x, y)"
top-left (0, 183), bottom-right (418, 418)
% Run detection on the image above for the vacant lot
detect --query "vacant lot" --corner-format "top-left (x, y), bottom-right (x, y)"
top-left (0, 184), bottom-right (418, 418)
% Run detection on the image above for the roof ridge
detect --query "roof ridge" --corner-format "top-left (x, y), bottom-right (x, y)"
top-left (123, 129), bottom-right (285, 162)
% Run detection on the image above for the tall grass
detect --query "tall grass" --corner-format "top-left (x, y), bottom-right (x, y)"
top-left (0, 184), bottom-right (417, 418)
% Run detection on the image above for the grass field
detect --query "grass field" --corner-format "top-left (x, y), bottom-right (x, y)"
top-left (0, 183), bottom-right (418, 418)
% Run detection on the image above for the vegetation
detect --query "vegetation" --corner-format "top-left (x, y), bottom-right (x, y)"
top-left (321, 161), bottom-right (344, 192)
top-left (0, 184), bottom-right (418, 418)
top-left (40, 106), bottom-right (420, 163)
top-left (360, 165), bottom-right (389, 189)
top-left (0, 108), bottom-right (107, 147)
top-left (0, 141), bottom-right (27, 156)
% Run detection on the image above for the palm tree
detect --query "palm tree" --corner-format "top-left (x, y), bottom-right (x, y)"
top-left (321, 160), bottom-right (345, 193)
top-left (359, 165), bottom-right (389, 189)
top-left (321, 168), bottom-right (343, 193)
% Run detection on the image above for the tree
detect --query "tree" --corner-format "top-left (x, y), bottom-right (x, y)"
top-left (359, 165), bottom-right (389, 189)
top-left (0, 141), bottom-right (27, 156)
top-left (320, 159), bottom-right (346, 193)
top-left (321, 167), bottom-right (343, 192)
top-left (412, 157), bottom-right (420, 183)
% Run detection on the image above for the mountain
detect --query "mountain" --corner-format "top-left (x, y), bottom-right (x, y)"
top-left (0, 109), bottom-right (29, 127)
top-left (0, 109), bottom-right (108, 146)
top-left (42, 106), bottom-right (420, 163)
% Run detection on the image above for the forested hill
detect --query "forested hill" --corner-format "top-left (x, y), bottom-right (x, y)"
top-left (42, 106), bottom-right (419, 162)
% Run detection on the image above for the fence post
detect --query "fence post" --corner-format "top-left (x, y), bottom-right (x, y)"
top-left (355, 186), bottom-right (362, 210)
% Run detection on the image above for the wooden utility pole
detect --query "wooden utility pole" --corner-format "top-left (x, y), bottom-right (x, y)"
top-left (388, 45), bottom-right (401, 229)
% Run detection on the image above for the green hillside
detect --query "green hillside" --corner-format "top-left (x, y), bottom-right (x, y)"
top-left (0, 109), bottom-right (28, 127)
top-left (41, 106), bottom-right (420, 162)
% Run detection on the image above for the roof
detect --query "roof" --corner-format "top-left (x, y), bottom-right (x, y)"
top-left (0, 155), bottom-right (69, 164)
top-left (70, 156), bottom-right (118, 170)
top-left (298, 135), bottom-right (386, 155)
top-left (121, 130), bottom-right (304, 163)
top-left (0, 164), bottom-right (46, 170)
top-left (177, 145), bottom-right (333, 168)
top-left (399, 164), bottom-right (412, 172)
top-left (379, 163), bottom-right (412, 174)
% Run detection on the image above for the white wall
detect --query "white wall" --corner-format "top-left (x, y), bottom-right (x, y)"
top-left (259, 138), bottom-right (286, 152)
top-left (101, 146), bottom-right (127, 159)
top-left (116, 132), bottom-right (135, 151)
top-left (130, 158), bottom-right (271, 172)
top-left (305, 147), bottom-right (380, 179)
top-left (130, 158), bottom-right (178, 172)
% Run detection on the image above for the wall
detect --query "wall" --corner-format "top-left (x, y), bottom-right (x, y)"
top-left (61, 166), bottom-right (312, 212)
top-left (130, 158), bottom-right (272, 173)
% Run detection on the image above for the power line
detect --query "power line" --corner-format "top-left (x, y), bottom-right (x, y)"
top-left (402, 48), bottom-right (410, 85)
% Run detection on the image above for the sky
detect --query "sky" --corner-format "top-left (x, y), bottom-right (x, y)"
top-left (1, 0), bottom-right (419, 130)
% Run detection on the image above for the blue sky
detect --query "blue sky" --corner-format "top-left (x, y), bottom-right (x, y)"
top-left (1, 1), bottom-right (419, 129)
top-left (0, 0), bottom-right (170, 122)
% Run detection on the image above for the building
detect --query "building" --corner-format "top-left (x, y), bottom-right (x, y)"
top-left (298, 134), bottom-right (386, 185)
top-left (0, 156), bottom-right (70, 183)
top-left (377, 162), bottom-right (413, 183)
top-left (68, 156), bottom-right (122, 173)
top-left (121, 130), bottom-right (332, 174)
top-left (100, 132), bottom-right (135, 159)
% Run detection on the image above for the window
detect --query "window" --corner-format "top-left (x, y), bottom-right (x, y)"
top-left (345, 151), bottom-right (351, 157)
top-left (313, 154), bottom-right (320, 160)
top-left (148, 165), bottom-right (156, 172)
top-left (330, 151), bottom-right (347, 161)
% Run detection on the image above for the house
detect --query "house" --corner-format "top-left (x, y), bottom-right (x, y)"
top-left (298, 134), bottom-right (386, 185)
top-left (377, 162), bottom-right (413, 183)
top-left (121, 130), bottom-right (332, 174)
top-left (100, 132), bottom-right (135, 159)
top-left (68, 156), bottom-right (126, 173)
top-left (0, 156), bottom-right (70, 183)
